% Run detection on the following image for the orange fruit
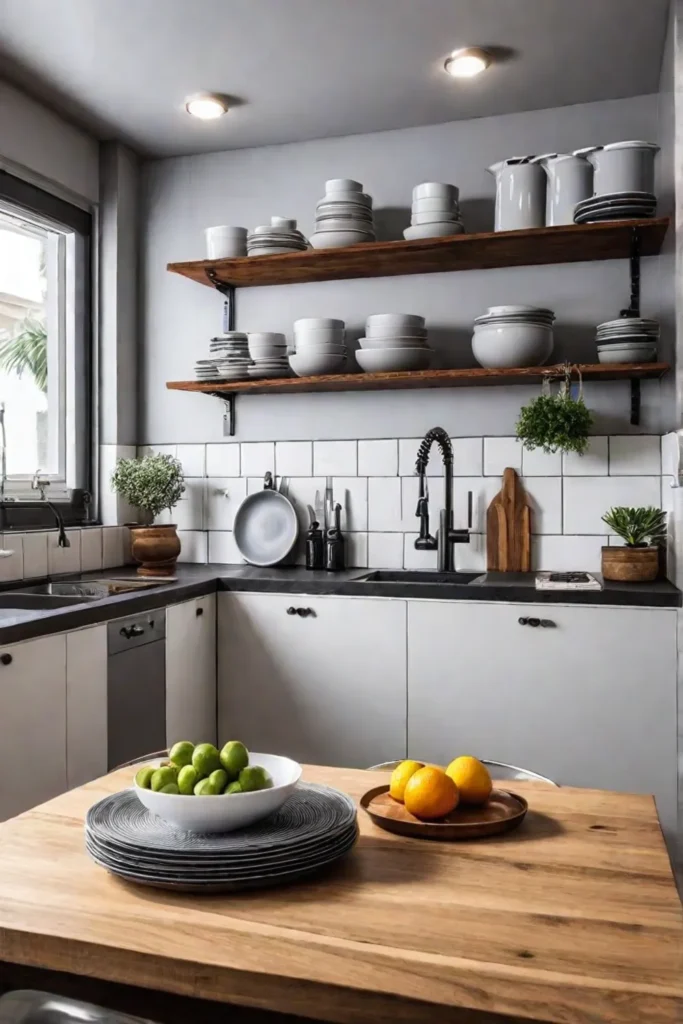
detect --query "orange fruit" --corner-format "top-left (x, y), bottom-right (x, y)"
top-left (404, 765), bottom-right (459, 820)
top-left (389, 760), bottom-right (424, 802)
top-left (445, 756), bottom-right (492, 805)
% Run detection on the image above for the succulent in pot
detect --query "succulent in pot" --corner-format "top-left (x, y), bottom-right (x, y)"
top-left (600, 506), bottom-right (667, 582)
top-left (111, 454), bottom-right (185, 576)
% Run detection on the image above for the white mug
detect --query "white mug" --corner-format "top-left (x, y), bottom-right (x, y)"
top-left (205, 225), bottom-right (247, 259)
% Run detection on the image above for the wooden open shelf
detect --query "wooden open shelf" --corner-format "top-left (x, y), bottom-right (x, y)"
top-left (167, 363), bottom-right (669, 398)
top-left (167, 218), bottom-right (669, 289)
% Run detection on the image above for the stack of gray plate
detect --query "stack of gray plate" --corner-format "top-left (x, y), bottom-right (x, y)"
top-left (85, 784), bottom-right (357, 893)
top-left (210, 332), bottom-right (251, 380)
top-left (194, 359), bottom-right (219, 381)
top-left (310, 179), bottom-right (376, 249)
top-left (573, 191), bottom-right (657, 224)
top-left (247, 217), bottom-right (308, 256)
top-left (596, 317), bottom-right (659, 363)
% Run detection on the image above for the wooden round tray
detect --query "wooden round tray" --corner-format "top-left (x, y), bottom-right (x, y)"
top-left (360, 785), bottom-right (528, 840)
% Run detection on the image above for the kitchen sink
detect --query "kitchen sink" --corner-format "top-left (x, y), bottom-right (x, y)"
top-left (17, 579), bottom-right (168, 600)
top-left (357, 570), bottom-right (483, 585)
top-left (0, 593), bottom-right (89, 609)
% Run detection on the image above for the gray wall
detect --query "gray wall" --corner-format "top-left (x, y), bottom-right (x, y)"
top-left (141, 92), bottom-right (668, 444)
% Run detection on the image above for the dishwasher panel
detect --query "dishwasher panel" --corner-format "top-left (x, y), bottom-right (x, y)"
top-left (107, 611), bottom-right (166, 770)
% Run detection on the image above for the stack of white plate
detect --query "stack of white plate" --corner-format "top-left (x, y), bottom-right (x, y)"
top-left (404, 183), bottom-right (464, 240)
top-left (573, 192), bottom-right (657, 224)
top-left (310, 179), bottom-right (376, 249)
top-left (472, 305), bottom-right (555, 368)
top-left (195, 359), bottom-right (220, 381)
top-left (210, 332), bottom-right (251, 380)
top-left (596, 317), bottom-right (659, 363)
top-left (356, 313), bottom-right (431, 372)
top-left (289, 318), bottom-right (347, 377)
top-left (247, 216), bottom-right (308, 256)
top-left (247, 332), bottom-right (290, 379)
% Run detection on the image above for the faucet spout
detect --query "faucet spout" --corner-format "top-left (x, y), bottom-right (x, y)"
top-left (414, 427), bottom-right (470, 571)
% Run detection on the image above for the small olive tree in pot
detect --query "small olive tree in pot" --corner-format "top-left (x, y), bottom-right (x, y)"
top-left (601, 506), bottom-right (667, 582)
top-left (111, 453), bottom-right (185, 576)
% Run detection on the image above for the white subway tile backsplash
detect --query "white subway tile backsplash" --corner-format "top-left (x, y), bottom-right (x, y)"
top-left (102, 527), bottom-right (124, 569)
top-left (368, 532), bottom-right (404, 569)
top-left (314, 440), bottom-right (357, 476)
top-left (533, 535), bottom-right (604, 572)
top-left (278, 477), bottom-right (325, 531)
top-left (139, 445), bottom-right (176, 458)
top-left (178, 530), bottom-right (208, 564)
top-left (521, 446), bottom-right (562, 476)
top-left (562, 436), bottom-right (608, 475)
top-left (0, 535), bottom-right (23, 581)
top-left (48, 530), bottom-right (81, 576)
top-left (205, 478), bottom-right (247, 530)
top-left (80, 528), bottom-right (103, 572)
top-left (358, 439), bottom-right (398, 476)
top-left (453, 477), bottom-right (501, 533)
top-left (401, 475), bottom-right (445, 531)
top-left (241, 442), bottom-right (275, 478)
top-left (453, 438), bottom-right (484, 477)
top-left (21, 531), bottom-right (48, 578)
top-left (346, 532), bottom-right (368, 568)
top-left (276, 441), bottom-right (312, 477)
top-left (523, 477), bottom-right (562, 534)
top-left (661, 432), bottom-right (681, 480)
top-left (368, 477), bottom-right (403, 531)
top-left (563, 476), bottom-right (662, 534)
top-left (247, 477), bottom-right (265, 495)
top-left (403, 534), bottom-right (441, 570)
top-left (206, 443), bottom-right (240, 477)
top-left (454, 533), bottom-right (487, 572)
top-left (398, 439), bottom-right (426, 476)
top-left (609, 435), bottom-right (661, 476)
top-left (333, 477), bottom-right (368, 531)
top-left (177, 444), bottom-right (206, 478)
top-left (484, 437), bottom-right (522, 476)
top-left (208, 531), bottom-right (244, 564)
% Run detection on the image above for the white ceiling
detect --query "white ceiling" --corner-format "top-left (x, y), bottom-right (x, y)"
top-left (0, 0), bottom-right (671, 158)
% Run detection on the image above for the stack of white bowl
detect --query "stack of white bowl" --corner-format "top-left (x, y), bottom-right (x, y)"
top-left (247, 332), bottom-right (290, 379)
top-left (209, 332), bottom-right (252, 380)
top-left (471, 305), bottom-right (555, 368)
top-left (205, 225), bottom-right (247, 259)
top-left (310, 180), bottom-right (376, 249)
top-left (289, 318), bottom-right (347, 377)
top-left (596, 317), bottom-right (659, 364)
top-left (404, 183), bottom-right (464, 240)
top-left (247, 217), bottom-right (308, 256)
top-left (356, 314), bottom-right (432, 373)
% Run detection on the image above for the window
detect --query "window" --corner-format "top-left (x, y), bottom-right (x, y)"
top-left (0, 173), bottom-right (91, 509)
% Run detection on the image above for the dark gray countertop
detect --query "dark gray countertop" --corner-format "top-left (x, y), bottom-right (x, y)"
top-left (0, 562), bottom-right (677, 646)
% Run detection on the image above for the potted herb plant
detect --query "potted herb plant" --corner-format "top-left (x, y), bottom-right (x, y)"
top-left (516, 369), bottom-right (593, 455)
top-left (601, 506), bottom-right (667, 582)
top-left (111, 453), bottom-right (185, 576)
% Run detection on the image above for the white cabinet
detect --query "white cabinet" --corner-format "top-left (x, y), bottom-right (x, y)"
top-left (218, 592), bottom-right (406, 768)
top-left (407, 600), bottom-right (678, 840)
top-left (0, 634), bottom-right (67, 821)
top-left (66, 624), bottom-right (108, 788)
top-left (166, 594), bottom-right (217, 747)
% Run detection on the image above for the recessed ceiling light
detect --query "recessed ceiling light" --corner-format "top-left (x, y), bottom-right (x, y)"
top-left (185, 93), bottom-right (229, 120)
top-left (444, 47), bottom-right (491, 79)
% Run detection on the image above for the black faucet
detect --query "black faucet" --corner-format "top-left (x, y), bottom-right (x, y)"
top-left (414, 427), bottom-right (471, 572)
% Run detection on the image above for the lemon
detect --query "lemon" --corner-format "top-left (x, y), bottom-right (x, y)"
top-left (169, 740), bottom-right (194, 767)
top-left (445, 756), bottom-right (492, 805)
top-left (389, 760), bottom-right (424, 803)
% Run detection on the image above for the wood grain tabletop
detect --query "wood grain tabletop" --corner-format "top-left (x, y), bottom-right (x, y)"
top-left (0, 765), bottom-right (681, 1024)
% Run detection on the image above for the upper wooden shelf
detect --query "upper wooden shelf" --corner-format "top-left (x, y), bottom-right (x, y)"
top-left (168, 218), bottom-right (669, 289)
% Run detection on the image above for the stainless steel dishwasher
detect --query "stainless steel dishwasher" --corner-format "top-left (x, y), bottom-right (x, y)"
top-left (107, 610), bottom-right (166, 770)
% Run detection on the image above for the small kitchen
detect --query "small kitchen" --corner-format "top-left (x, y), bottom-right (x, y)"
top-left (0, 3), bottom-right (682, 1024)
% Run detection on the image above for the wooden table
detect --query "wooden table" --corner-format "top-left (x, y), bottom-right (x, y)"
top-left (0, 765), bottom-right (681, 1024)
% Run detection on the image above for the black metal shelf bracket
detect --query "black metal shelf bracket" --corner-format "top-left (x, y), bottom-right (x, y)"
top-left (621, 227), bottom-right (641, 318)
top-left (205, 268), bottom-right (236, 331)
top-left (204, 393), bottom-right (236, 436)
top-left (630, 379), bottom-right (641, 427)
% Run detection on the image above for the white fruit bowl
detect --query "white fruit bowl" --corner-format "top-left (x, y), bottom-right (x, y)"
top-left (133, 753), bottom-right (302, 833)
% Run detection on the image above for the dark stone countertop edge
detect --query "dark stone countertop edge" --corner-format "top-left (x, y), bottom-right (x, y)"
top-left (0, 563), bottom-right (678, 646)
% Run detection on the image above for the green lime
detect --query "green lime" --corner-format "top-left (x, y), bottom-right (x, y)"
top-left (169, 741), bottom-right (194, 767)
top-left (224, 780), bottom-right (242, 794)
top-left (151, 767), bottom-right (178, 792)
top-left (238, 765), bottom-right (272, 792)
top-left (177, 764), bottom-right (200, 795)
top-left (160, 783), bottom-right (179, 794)
top-left (209, 769), bottom-right (228, 792)
top-left (194, 777), bottom-right (219, 796)
top-left (219, 740), bottom-right (249, 780)
top-left (192, 742), bottom-right (221, 777)
top-left (134, 766), bottom-right (155, 789)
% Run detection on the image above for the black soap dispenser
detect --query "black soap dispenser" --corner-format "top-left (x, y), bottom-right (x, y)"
top-left (305, 519), bottom-right (324, 570)
top-left (325, 503), bottom-right (346, 572)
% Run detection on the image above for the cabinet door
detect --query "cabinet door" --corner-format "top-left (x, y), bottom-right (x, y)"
top-left (166, 594), bottom-right (217, 747)
top-left (218, 593), bottom-right (406, 768)
top-left (407, 601), bottom-right (678, 840)
top-left (66, 624), bottom-right (107, 788)
top-left (0, 634), bottom-right (67, 821)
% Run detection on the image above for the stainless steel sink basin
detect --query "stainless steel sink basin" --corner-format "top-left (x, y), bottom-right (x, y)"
top-left (18, 579), bottom-right (168, 600)
top-left (357, 570), bottom-right (482, 585)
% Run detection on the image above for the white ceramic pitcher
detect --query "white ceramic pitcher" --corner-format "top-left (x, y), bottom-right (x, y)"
top-left (532, 153), bottom-right (593, 225)
top-left (487, 156), bottom-right (546, 232)
top-left (574, 141), bottom-right (660, 196)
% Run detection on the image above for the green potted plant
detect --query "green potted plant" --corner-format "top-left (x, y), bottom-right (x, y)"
top-left (600, 506), bottom-right (667, 582)
top-left (111, 453), bottom-right (185, 576)
top-left (516, 370), bottom-right (593, 455)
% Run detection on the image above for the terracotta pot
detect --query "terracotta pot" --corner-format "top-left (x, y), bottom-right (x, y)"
top-left (601, 545), bottom-right (658, 582)
top-left (129, 524), bottom-right (181, 577)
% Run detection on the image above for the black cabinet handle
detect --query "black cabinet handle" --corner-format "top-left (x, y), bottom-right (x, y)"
top-left (0, 653), bottom-right (12, 666)
top-left (120, 624), bottom-right (145, 639)
top-left (287, 607), bottom-right (314, 617)
top-left (196, 606), bottom-right (204, 616)
top-left (518, 617), bottom-right (556, 628)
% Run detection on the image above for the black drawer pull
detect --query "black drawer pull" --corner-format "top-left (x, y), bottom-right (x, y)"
top-left (287, 607), bottom-right (314, 617)
top-left (196, 606), bottom-right (204, 616)
top-left (518, 617), bottom-right (556, 628)
top-left (0, 653), bottom-right (12, 666)
top-left (120, 624), bottom-right (145, 639)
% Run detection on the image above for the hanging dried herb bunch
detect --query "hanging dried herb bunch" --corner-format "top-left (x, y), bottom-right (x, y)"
top-left (516, 366), bottom-right (593, 455)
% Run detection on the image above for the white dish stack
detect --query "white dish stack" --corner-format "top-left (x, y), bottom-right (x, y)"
top-left (289, 318), bottom-right (347, 377)
top-left (404, 183), bottom-right (464, 240)
top-left (356, 314), bottom-right (432, 373)
top-left (596, 317), bottom-right (659, 364)
top-left (247, 332), bottom-right (290, 378)
top-left (209, 332), bottom-right (252, 380)
top-left (205, 225), bottom-right (247, 259)
top-left (472, 306), bottom-right (555, 368)
top-left (194, 358), bottom-right (220, 381)
top-left (247, 217), bottom-right (308, 256)
top-left (310, 180), bottom-right (376, 249)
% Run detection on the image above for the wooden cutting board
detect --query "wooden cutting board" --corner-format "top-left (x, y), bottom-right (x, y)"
top-left (486, 467), bottom-right (532, 571)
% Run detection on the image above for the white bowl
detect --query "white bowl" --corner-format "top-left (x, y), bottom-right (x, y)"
top-left (294, 318), bottom-right (344, 330)
top-left (249, 345), bottom-right (288, 360)
top-left (359, 336), bottom-right (428, 349)
top-left (205, 226), bottom-right (248, 259)
top-left (317, 200), bottom-right (373, 214)
top-left (247, 332), bottom-right (286, 346)
top-left (364, 323), bottom-right (427, 339)
top-left (472, 323), bottom-right (554, 368)
top-left (271, 216), bottom-right (296, 229)
top-left (133, 753), bottom-right (302, 833)
top-left (356, 347), bottom-right (431, 372)
top-left (411, 210), bottom-right (461, 225)
top-left (319, 192), bottom-right (372, 207)
top-left (411, 197), bottom-right (458, 214)
top-left (294, 327), bottom-right (345, 343)
top-left (412, 182), bottom-right (459, 201)
top-left (310, 230), bottom-right (375, 249)
top-left (325, 178), bottom-right (362, 192)
top-left (294, 343), bottom-right (346, 356)
top-left (366, 313), bottom-right (425, 330)
top-left (289, 352), bottom-right (347, 376)
top-left (315, 218), bottom-right (375, 232)
top-left (403, 222), bottom-right (465, 239)
top-left (598, 347), bottom-right (656, 363)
